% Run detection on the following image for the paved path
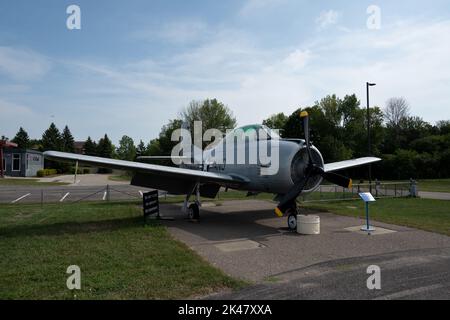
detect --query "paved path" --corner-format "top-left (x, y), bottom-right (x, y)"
top-left (160, 199), bottom-right (450, 299)
top-left (419, 191), bottom-right (450, 200)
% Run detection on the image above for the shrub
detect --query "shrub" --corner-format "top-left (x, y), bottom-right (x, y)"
top-left (37, 169), bottom-right (58, 177)
top-left (82, 168), bottom-right (90, 174)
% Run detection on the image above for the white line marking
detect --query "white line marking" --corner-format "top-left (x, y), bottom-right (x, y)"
top-left (139, 190), bottom-right (143, 196)
top-left (11, 193), bottom-right (31, 203)
top-left (60, 192), bottom-right (70, 202)
top-left (102, 191), bottom-right (107, 201)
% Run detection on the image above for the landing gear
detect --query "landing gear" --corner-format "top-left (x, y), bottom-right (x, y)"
top-left (286, 205), bottom-right (299, 231)
top-left (184, 183), bottom-right (201, 221)
top-left (188, 203), bottom-right (200, 220)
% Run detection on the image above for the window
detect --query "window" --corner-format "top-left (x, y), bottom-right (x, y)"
top-left (12, 154), bottom-right (20, 171)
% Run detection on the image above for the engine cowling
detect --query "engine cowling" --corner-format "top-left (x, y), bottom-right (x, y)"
top-left (290, 146), bottom-right (324, 193)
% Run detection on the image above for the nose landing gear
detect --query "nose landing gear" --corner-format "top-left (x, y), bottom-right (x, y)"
top-left (286, 204), bottom-right (299, 231)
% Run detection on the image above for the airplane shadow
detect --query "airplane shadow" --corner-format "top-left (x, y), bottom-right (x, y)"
top-left (160, 203), bottom-right (314, 242)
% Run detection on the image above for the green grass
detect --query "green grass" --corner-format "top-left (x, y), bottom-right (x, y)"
top-left (416, 179), bottom-right (450, 193)
top-left (0, 201), bottom-right (244, 299)
top-left (0, 178), bottom-right (69, 186)
top-left (303, 197), bottom-right (450, 236)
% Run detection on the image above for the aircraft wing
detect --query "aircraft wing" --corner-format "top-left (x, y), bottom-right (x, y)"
top-left (43, 151), bottom-right (248, 185)
top-left (324, 157), bottom-right (381, 173)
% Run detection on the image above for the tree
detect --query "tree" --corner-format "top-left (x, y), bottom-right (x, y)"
top-left (384, 97), bottom-right (410, 127)
top-left (97, 134), bottom-right (114, 158)
top-left (262, 113), bottom-right (288, 132)
top-left (136, 140), bottom-right (147, 158)
top-left (61, 125), bottom-right (75, 153)
top-left (12, 127), bottom-right (30, 149)
top-left (435, 120), bottom-right (450, 135)
top-left (116, 135), bottom-right (136, 161)
top-left (41, 123), bottom-right (62, 151)
top-left (84, 136), bottom-right (97, 156)
top-left (181, 99), bottom-right (237, 142)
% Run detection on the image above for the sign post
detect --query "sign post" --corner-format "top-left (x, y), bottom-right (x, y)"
top-left (142, 190), bottom-right (173, 222)
top-left (359, 192), bottom-right (376, 233)
top-left (143, 190), bottom-right (159, 220)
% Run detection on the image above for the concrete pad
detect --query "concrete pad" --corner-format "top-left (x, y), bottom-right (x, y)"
top-left (344, 225), bottom-right (397, 235)
top-left (215, 240), bottom-right (265, 252)
top-left (160, 199), bottom-right (450, 284)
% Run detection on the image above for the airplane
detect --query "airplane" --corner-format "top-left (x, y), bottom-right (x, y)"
top-left (44, 112), bottom-right (381, 230)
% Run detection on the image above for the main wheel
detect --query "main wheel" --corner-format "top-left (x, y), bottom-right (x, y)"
top-left (188, 203), bottom-right (200, 220)
top-left (286, 208), bottom-right (298, 231)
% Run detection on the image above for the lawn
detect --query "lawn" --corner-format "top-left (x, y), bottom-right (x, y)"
top-left (303, 197), bottom-right (450, 236)
top-left (0, 178), bottom-right (69, 186)
top-left (416, 179), bottom-right (450, 193)
top-left (0, 201), bottom-right (244, 299)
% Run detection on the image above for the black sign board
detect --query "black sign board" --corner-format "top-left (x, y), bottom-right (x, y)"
top-left (143, 190), bottom-right (159, 218)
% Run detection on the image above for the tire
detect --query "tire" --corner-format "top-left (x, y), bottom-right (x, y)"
top-left (188, 203), bottom-right (200, 220)
top-left (287, 208), bottom-right (297, 231)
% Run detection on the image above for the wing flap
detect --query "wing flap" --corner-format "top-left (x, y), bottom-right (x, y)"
top-left (324, 157), bottom-right (381, 172)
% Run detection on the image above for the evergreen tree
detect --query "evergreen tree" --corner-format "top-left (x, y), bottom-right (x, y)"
top-left (83, 136), bottom-right (97, 156)
top-left (97, 134), bottom-right (114, 158)
top-left (41, 123), bottom-right (62, 151)
top-left (12, 127), bottom-right (30, 149)
top-left (136, 139), bottom-right (147, 158)
top-left (61, 125), bottom-right (75, 152)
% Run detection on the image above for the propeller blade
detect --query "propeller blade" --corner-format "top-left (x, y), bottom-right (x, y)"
top-left (275, 171), bottom-right (311, 216)
top-left (300, 111), bottom-right (312, 163)
top-left (322, 171), bottom-right (353, 189)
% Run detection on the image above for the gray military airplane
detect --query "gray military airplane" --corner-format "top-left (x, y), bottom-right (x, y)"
top-left (44, 112), bottom-right (380, 230)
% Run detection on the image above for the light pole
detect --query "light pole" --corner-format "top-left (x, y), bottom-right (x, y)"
top-left (366, 82), bottom-right (376, 193)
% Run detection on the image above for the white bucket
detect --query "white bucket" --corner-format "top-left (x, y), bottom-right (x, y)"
top-left (297, 215), bottom-right (320, 235)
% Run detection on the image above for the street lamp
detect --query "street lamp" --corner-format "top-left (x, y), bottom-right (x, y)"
top-left (366, 82), bottom-right (376, 192)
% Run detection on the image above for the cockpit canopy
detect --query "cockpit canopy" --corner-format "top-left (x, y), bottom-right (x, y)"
top-left (225, 124), bottom-right (281, 140)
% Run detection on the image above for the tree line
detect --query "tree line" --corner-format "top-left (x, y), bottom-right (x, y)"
top-left (3, 95), bottom-right (449, 180)
top-left (262, 95), bottom-right (450, 180)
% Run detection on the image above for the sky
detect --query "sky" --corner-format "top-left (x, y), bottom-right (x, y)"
top-left (1, 0), bottom-right (450, 144)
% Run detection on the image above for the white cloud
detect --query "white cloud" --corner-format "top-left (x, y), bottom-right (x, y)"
top-left (0, 46), bottom-right (50, 81)
top-left (282, 49), bottom-right (311, 71)
top-left (316, 10), bottom-right (340, 30)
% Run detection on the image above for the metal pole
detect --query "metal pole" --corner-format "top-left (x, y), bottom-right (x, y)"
top-left (365, 202), bottom-right (370, 230)
top-left (366, 82), bottom-right (372, 193)
top-left (74, 160), bottom-right (78, 184)
top-left (0, 147), bottom-right (4, 178)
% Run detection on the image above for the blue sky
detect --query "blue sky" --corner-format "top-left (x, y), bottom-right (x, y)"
top-left (1, 0), bottom-right (450, 144)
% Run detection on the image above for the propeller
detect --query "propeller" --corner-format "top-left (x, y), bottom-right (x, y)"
top-left (274, 111), bottom-right (353, 217)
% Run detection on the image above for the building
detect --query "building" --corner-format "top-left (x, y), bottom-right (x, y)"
top-left (74, 141), bottom-right (85, 154)
top-left (1, 148), bottom-right (44, 177)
